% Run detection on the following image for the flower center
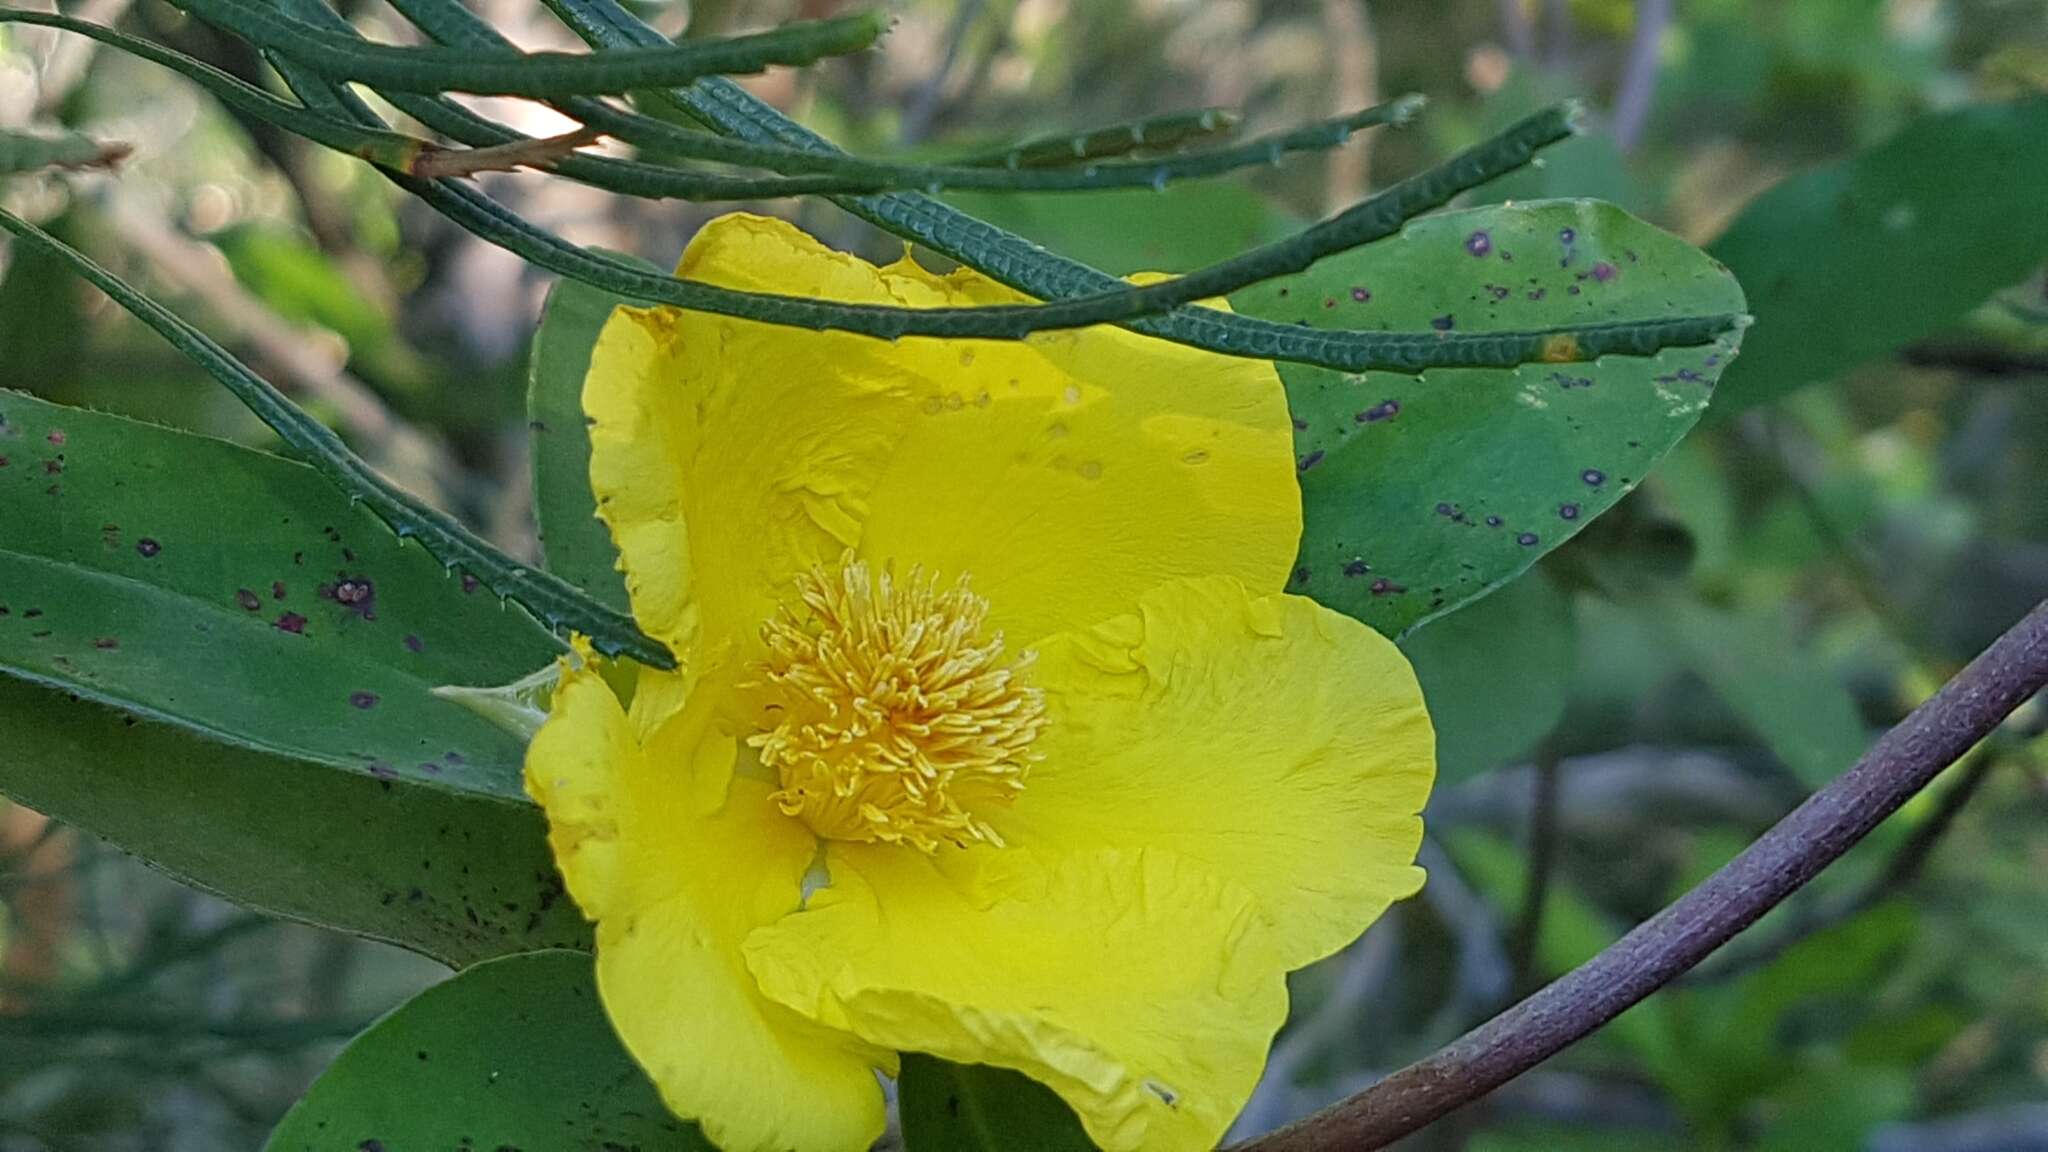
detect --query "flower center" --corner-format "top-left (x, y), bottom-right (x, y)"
top-left (747, 557), bottom-right (1045, 852)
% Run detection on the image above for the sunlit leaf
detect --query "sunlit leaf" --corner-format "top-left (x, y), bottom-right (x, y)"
top-left (0, 389), bottom-right (558, 798)
top-left (1235, 199), bottom-right (1745, 637)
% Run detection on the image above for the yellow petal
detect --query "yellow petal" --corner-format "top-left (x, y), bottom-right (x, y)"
top-left (996, 576), bottom-right (1436, 970)
top-left (524, 660), bottom-right (887, 1152)
top-left (746, 845), bottom-right (1286, 1152)
top-left (853, 286), bottom-right (1301, 647)
top-left (584, 213), bottom-right (1302, 664)
top-left (581, 220), bottom-right (916, 664)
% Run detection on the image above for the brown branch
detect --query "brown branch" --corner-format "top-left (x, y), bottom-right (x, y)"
top-left (1236, 598), bottom-right (2048, 1152)
top-left (1504, 749), bottom-right (1559, 992)
top-left (408, 126), bottom-right (606, 180)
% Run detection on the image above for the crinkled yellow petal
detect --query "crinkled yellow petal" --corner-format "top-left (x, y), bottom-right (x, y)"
top-left (581, 219), bottom-right (917, 664)
top-left (524, 660), bottom-right (887, 1152)
top-left (584, 212), bottom-right (1302, 665)
top-left (745, 845), bottom-right (1286, 1152)
top-left (995, 576), bottom-right (1436, 970)
top-left (853, 275), bottom-right (1301, 647)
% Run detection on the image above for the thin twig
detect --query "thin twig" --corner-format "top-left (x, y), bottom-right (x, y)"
top-left (1505, 749), bottom-right (1560, 992)
top-left (898, 0), bottom-right (985, 146)
top-left (1610, 0), bottom-right (1668, 152)
top-left (1541, 0), bottom-right (1573, 68)
top-left (408, 124), bottom-right (603, 178)
top-left (1319, 0), bottom-right (1379, 209)
top-left (1236, 599), bottom-right (2048, 1151)
top-left (1499, 0), bottom-right (1534, 59)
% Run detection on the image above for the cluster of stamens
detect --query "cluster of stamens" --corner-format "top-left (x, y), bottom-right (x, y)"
top-left (747, 557), bottom-right (1045, 852)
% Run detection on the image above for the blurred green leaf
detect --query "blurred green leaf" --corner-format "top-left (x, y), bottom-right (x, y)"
top-left (1709, 95), bottom-right (2048, 412)
top-left (0, 126), bottom-right (129, 174)
top-left (0, 389), bottom-right (559, 798)
top-left (1470, 1126), bottom-right (1674, 1152)
top-left (528, 265), bottom-right (646, 614)
top-left (266, 950), bottom-right (706, 1151)
top-left (0, 676), bottom-right (588, 967)
top-left (1753, 1062), bottom-right (1914, 1152)
top-left (1401, 568), bottom-right (1575, 783)
top-left (0, 211), bottom-right (90, 391)
top-left (1648, 592), bottom-right (1869, 788)
top-left (898, 1054), bottom-right (1093, 1152)
top-left (1235, 200), bottom-right (1745, 637)
top-left (941, 182), bottom-right (1294, 275)
top-left (211, 222), bottom-right (425, 386)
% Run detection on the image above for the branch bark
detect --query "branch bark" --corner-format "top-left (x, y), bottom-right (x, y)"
top-left (1237, 598), bottom-right (2048, 1152)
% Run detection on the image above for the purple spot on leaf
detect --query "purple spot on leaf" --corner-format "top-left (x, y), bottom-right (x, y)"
top-left (1516, 532), bottom-right (1540, 547)
top-left (1559, 503), bottom-right (1581, 520)
top-left (274, 611), bottom-right (308, 635)
top-left (1357, 399), bottom-right (1400, 423)
top-left (349, 691), bottom-right (380, 710)
top-left (1465, 230), bottom-right (1492, 257)
top-left (235, 588), bottom-right (261, 612)
top-left (135, 538), bottom-right (161, 557)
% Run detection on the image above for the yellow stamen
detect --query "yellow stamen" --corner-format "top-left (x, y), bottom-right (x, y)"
top-left (748, 556), bottom-right (1045, 852)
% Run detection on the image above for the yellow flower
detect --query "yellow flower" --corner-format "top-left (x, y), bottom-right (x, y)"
top-left (524, 214), bottom-right (1435, 1152)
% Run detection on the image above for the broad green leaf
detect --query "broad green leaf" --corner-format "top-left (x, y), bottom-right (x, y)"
top-left (528, 267), bottom-right (647, 613)
top-left (1709, 96), bottom-right (2048, 412)
top-left (942, 183), bottom-right (1294, 276)
top-left (0, 677), bottom-right (588, 967)
top-left (1233, 200), bottom-right (1745, 637)
top-left (0, 212), bottom-right (89, 391)
top-left (898, 1054), bottom-right (1093, 1152)
top-left (1400, 569), bottom-right (1575, 784)
top-left (0, 389), bottom-right (559, 798)
top-left (1649, 592), bottom-right (1869, 788)
top-left (267, 950), bottom-right (708, 1152)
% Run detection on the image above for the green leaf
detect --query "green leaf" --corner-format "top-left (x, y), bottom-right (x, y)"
top-left (898, 1054), bottom-right (1093, 1152)
top-left (941, 182), bottom-right (1295, 276)
top-left (1708, 95), bottom-right (2048, 412)
top-left (0, 211), bottom-right (90, 391)
top-left (267, 951), bottom-right (707, 1151)
top-left (1234, 199), bottom-right (1746, 637)
top-left (0, 389), bottom-right (558, 798)
top-left (178, 0), bottom-right (884, 98)
top-left (1400, 569), bottom-right (1574, 784)
top-left (1648, 591), bottom-right (1869, 788)
top-left (0, 677), bottom-right (587, 967)
top-left (0, 204), bottom-right (671, 667)
top-left (528, 271), bottom-right (641, 613)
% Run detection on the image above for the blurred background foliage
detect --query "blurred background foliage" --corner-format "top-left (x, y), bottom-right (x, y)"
top-left (1, 0), bottom-right (2045, 1148)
